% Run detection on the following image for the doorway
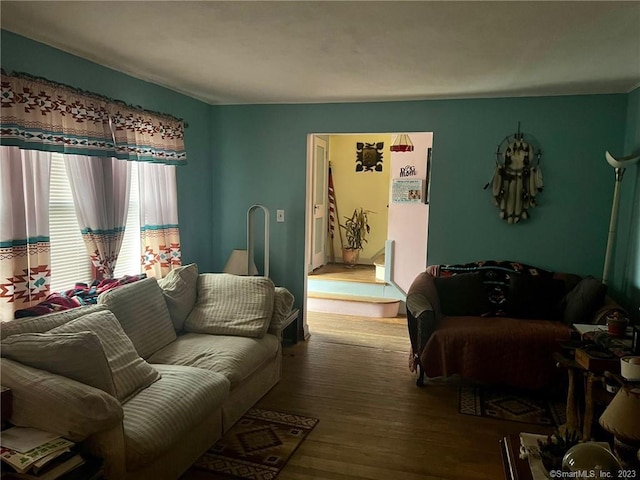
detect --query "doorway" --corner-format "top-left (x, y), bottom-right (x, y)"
top-left (302, 132), bottom-right (433, 338)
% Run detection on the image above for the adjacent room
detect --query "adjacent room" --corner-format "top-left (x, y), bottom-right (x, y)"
top-left (1, 2), bottom-right (639, 480)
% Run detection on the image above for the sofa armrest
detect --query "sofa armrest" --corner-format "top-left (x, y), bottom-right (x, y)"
top-left (267, 287), bottom-right (296, 340)
top-left (0, 358), bottom-right (123, 442)
top-left (407, 271), bottom-right (442, 319)
top-left (591, 296), bottom-right (630, 325)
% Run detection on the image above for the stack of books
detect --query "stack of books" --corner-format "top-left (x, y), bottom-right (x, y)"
top-left (0, 427), bottom-right (85, 480)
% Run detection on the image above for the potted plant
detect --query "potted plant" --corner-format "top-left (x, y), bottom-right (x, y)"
top-left (339, 207), bottom-right (372, 267)
top-left (537, 429), bottom-right (581, 476)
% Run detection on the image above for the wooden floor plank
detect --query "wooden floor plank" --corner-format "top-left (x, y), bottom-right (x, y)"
top-left (181, 311), bottom-right (555, 480)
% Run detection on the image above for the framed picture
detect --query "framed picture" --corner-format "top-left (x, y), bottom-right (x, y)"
top-left (392, 178), bottom-right (424, 203)
top-left (356, 142), bottom-right (383, 172)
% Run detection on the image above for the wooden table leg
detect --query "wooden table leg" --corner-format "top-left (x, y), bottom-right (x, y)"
top-left (582, 372), bottom-right (598, 441)
top-left (565, 367), bottom-right (580, 433)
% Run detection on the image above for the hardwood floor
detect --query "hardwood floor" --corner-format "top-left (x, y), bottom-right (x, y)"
top-left (183, 312), bottom-right (555, 480)
top-left (308, 263), bottom-right (384, 284)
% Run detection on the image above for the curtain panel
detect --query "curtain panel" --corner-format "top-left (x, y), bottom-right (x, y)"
top-left (0, 72), bottom-right (187, 164)
top-left (139, 162), bottom-right (181, 278)
top-left (64, 155), bottom-right (131, 280)
top-left (0, 147), bottom-right (52, 321)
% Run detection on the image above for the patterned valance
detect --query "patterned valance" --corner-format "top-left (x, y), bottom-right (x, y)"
top-left (0, 71), bottom-right (187, 165)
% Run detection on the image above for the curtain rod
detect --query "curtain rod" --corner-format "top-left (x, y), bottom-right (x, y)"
top-left (1, 69), bottom-right (189, 128)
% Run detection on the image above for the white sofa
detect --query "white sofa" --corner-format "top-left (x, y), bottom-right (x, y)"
top-left (0, 264), bottom-right (295, 480)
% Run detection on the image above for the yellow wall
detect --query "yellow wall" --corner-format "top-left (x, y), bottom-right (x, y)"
top-left (328, 134), bottom-right (391, 263)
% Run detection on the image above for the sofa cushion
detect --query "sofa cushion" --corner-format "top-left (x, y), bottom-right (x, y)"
top-left (51, 310), bottom-right (161, 402)
top-left (98, 277), bottom-right (176, 358)
top-left (562, 276), bottom-right (607, 325)
top-left (1, 331), bottom-right (116, 396)
top-left (506, 274), bottom-right (566, 320)
top-left (157, 263), bottom-right (199, 332)
top-left (0, 304), bottom-right (107, 340)
top-left (1, 358), bottom-right (123, 442)
top-left (148, 332), bottom-right (280, 386)
top-left (184, 274), bottom-right (275, 338)
top-left (122, 364), bottom-right (229, 470)
top-left (434, 273), bottom-right (491, 316)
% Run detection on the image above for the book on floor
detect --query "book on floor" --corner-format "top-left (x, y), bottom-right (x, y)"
top-left (0, 437), bottom-right (74, 474)
top-left (1, 453), bottom-right (85, 480)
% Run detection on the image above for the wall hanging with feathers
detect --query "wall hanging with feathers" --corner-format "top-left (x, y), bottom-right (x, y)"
top-left (486, 123), bottom-right (543, 223)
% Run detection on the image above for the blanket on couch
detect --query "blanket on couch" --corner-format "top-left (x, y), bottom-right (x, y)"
top-left (14, 274), bottom-right (146, 318)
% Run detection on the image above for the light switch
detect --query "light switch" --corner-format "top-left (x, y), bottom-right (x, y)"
top-left (276, 210), bottom-right (285, 222)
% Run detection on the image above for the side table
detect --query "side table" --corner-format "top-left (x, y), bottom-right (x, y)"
top-left (500, 434), bottom-right (534, 480)
top-left (280, 308), bottom-right (300, 344)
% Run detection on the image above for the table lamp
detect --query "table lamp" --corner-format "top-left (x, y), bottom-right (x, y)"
top-left (599, 385), bottom-right (640, 469)
top-left (223, 249), bottom-right (258, 276)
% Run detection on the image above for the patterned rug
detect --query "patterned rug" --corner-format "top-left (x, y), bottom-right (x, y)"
top-left (194, 408), bottom-right (319, 480)
top-left (459, 385), bottom-right (566, 426)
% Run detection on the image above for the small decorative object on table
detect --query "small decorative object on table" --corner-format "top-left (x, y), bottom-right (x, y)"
top-left (606, 311), bottom-right (629, 337)
top-left (562, 442), bottom-right (621, 475)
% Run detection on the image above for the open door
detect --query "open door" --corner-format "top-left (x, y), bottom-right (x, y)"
top-left (311, 136), bottom-right (328, 270)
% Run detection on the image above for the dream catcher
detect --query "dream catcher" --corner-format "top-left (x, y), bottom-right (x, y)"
top-left (487, 123), bottom-right (543, 224)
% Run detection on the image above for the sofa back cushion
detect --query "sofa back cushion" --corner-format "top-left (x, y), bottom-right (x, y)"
top-left (185, 274), bottom-right (275, 338)
top-left (429, 261), bottom-right (554, 316)
top-left (157, 263), bottom-right (199, 332)
top-left (98, 277), bottom-right (176, 358)
top-left (51, 310), bottom-right (161, 402)
top-left (434, 273), bottom-right (492, 316)
top-left (1, 331), bottom-right (117, 396)
top-left (506, 274), bottom-right (566, 319)
top-left (0, 304), bottom-right (107, 340)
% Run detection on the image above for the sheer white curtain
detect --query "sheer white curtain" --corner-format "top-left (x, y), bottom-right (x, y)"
top-left (139, 162), bottom-right (181, 278)
top-left (0, 146), bottom-right (51, 321)
top-left (63, 155), bottom-right (131, 280)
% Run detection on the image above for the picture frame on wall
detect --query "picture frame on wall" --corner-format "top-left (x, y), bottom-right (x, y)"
top-left (392, 178), bottom-right (425, 204)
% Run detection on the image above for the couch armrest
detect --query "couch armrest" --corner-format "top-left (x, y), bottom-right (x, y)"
top-left (0, 358), bottom-right (123, 442)
top-left (267, 287), bottom-right (296, 340)
top-left (407, 271), bottom-right (442, 319)
top-left (591, 296), bottom-right (630, 325)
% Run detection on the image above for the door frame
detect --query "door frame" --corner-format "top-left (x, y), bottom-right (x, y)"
top-left (310, 136), bottom-right (328, 270)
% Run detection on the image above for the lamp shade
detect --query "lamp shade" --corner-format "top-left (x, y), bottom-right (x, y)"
top-left (599, 386), bottom-right (640, 442)
top-left (223, 249), bottom-right (258, 276)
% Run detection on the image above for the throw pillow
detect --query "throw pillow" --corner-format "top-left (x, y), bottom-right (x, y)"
top-left (50, 310), bottom-right (161, 402)
top-left (1, 331), bottom-right (116, 396)
top-left (98, 277), bottom-right (176, 358)
top-left (506, 274), bottom-right (566, 320)
top-left (562, 276), bottom-right (607, 326)
top-left (157, 263), bottom-right (199, 332)
top-left (433, 273), bottom-right (491, 316)
top-left (185, 273), bottom-right (275, 338)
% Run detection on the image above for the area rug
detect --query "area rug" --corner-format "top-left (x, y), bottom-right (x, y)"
top-left (459, 385), bottom-right (566, 427)
top-left (193, 408), bottom-right (319, 480)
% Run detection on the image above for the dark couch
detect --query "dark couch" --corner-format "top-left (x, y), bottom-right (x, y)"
top-left (407, 261), bottom-right (626, 390)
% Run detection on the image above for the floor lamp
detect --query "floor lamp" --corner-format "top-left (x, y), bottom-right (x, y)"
top-left (602, 151), bottom-right (640, 285)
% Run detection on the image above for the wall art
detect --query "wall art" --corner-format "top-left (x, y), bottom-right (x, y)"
top-left (356, 142), bottom-right (383, 172)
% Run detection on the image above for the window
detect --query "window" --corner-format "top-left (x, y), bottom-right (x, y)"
top-left (48, 154), bottom-right (141, 292)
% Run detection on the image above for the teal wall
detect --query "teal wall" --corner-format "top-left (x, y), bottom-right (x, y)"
top-left (618, 87), bottom-right (640, 319)
top-left (0, 30), bottom-right (216, 272)
top-left (213, 97), bottom-right (627, 306)
top-left (3, 31), bottom-right (636, 313)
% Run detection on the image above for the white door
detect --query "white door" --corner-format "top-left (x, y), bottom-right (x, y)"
top-left (311, 136), bottom-right (328, 270)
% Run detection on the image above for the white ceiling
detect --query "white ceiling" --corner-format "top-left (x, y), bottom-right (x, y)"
top-left (2, 1), bottom-right (639, 105)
